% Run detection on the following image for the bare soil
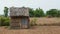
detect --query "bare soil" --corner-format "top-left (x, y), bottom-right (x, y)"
top-left (0, 26), bottom-right (60, 34)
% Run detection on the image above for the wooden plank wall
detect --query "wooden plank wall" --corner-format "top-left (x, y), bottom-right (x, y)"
top-left (10, 17), bottom-right (21, 29)
top-left (10, 17), bottom-right (29, 29)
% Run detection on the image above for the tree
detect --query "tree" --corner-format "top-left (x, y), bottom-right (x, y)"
top-left (29, 8), bottom-right (45, 17)
top-left (57, 10), bottom-right (60, 17)
top-left (29, 8), bottom-right (35, 17)
top-left (34, 8), bottom-right (45, 17)
top-left (38, 8), bottom-right (45, 17)
top-left (4, 7), bottom-right (8, 17)
top-left (46, 9), bottom-right (58, 17)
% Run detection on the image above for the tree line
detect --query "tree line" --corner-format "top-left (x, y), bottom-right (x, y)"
top-left (3, 7), bottom-right (60, 17)
top-left (29, 8), bottom-right (60, 17)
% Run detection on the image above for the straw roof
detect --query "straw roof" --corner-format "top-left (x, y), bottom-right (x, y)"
top-left (10, 7), bottom-right (29, 16)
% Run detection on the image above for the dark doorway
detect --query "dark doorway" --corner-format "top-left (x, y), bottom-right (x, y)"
top-left (21, 18), bottom-right (28, 29)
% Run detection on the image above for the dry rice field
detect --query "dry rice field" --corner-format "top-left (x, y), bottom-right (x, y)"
top-left (30, 17), bottom-right (60, 25)
top-left (0, 18), bottom-right (60, 34)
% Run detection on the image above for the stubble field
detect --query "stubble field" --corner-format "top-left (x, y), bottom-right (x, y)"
top-left (0, 17), bottom-right (60, 34)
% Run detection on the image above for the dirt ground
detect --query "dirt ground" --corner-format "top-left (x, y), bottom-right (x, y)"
top-left (0, 18), bottom-right (60, 34)
top-left (0, 26), bottom-right (60, 34)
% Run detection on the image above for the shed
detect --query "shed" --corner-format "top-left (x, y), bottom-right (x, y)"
top-left (10, 7), bottom-right (30, 29)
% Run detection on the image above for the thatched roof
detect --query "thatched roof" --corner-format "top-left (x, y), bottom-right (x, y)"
top-left (10, 7), bottom-right (29, 16)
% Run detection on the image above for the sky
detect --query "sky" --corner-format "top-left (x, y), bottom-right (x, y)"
top-left (0, 0), bottom-right (60, 15)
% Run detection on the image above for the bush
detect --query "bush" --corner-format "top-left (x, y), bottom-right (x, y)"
top-left (30, 18), bottom-right (37, 26)
top-left (3, 17), bottom-right (10, 26)
top-left (0, 16), bottom-right (10, 26)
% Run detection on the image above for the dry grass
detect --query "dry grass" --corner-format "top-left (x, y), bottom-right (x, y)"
top-left (0, 17), bottom-right (60, 34)
top-left (0, 26), bottom-right (60, 34)
top-left (30, 17), bottom-right (60, 25)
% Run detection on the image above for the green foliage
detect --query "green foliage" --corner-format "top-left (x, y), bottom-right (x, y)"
top-left (29, 8), bottom-right (35, 17)
top-left (34, 8), bottom-right (45, 17)
top-left (4, 7), bottom-right (9, 17)
top-left (46, 9), bottom-right (59, 17)
top-left (29, 8), bottom-right (45, 17)
top-left (57, 10), bottom-right (60, 17)
top-left (0, 16), bottom-right (10, 26)
top-left (29, 8), bottom-right (60, 17)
